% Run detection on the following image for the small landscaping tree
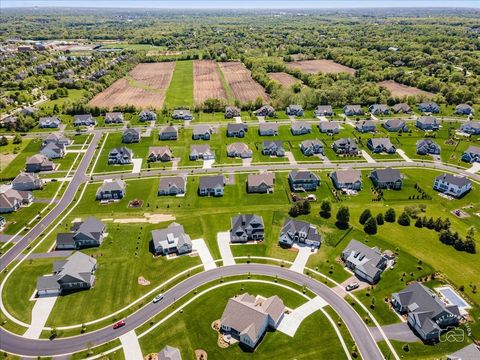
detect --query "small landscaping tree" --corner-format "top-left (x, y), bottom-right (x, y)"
top-left (319, 200), bottom-right (332, 218)
top-left (0, 136), bottom-right (8, 146)
top-left (398, 212), bottom-right (410, 226)
top-left (384, 208), bottom-right (396, 222)
top-left (415, 217), bottom-right (423, 228)
top-left (359, 209), bottom-right (372, 225)
top-left (12, 133), bottom-right (22, 144)
top-left (376, 213), bottom-right (384, 225)
top-left (364, 217), bottom-right (377, 235)
top-left (336, 206), bottom-right (350, 229)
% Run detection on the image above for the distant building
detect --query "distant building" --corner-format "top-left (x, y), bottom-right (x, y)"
top-left (230, 214), bottom-right (265, 243)
top-left (108, 147), bottom-right (133, 165)
top-left (56, 217), bottom-right (106, 250)
top-left (355, 120), bottom-right (376, 133)
top-left (172, 109), bottom-right (193, 121)
top-left (369, 104), bottom-right (389, 115)
top-left (225, 106), bottom-right (241, 119)
top-left (262, 140), bottom-right (285, 157)
top-left (159, 126), bottom-right (178, 141)
top-left (416, 139), bottom-right (441, 155)
top-left (227, 123), bottom-right (248, 138)
top-left (343, 105), bottom-right (363, 116)
top-left (0, 189), bottom-right (33, 213)
top-left (433, 173), bottom-right (471, 198)
top-left (96, 179), bottom-right (126, 200)
top-left (227, 142), bottom-right (253, 158)
top-left (391, 103), bottom-right (412, 114)
top-left (152, 222), bottom-right (192, 255)
top-left (460, 121), bottom-right (480, 135)
top-left (367, 138), bottom-right (396, 154)
top-left (158, 176), bottom-right (186, 196)
top-left (139, 110), bottom-right (156, 122)
top-left (12, 172), bottom-right (42, 191)
top-left (25, 154), bottom-right (54, 172)
top-left (286, 105), bottom-right (303, 116)
top-left (192, 125), bottom-right (211, 140)
top-left (73, 114), bottom-right (96, 127)
top-left (254, 105), bottom-right (275, 117)
top-left (148, 147), bottom-right (172, 162)
top-left (290, 121), bottom-right (311, 135)
top-left (330, 169), bottom-right (362, 190)
top-left (455, 104), bottom-right (474, 115)
top-left (418, 102), bottom-right (440, 113)
top-left (383, 119), bottom-right (408, 132)
top-left (247, 172), bottom-right (275, 194)
top-left (416, 116), bottom-right (439, 131)
top-left (122, 128), bottom-right (140, 143)
top-left (319, 121), bottom-right (340, 134)
top-left (314, 105), bottom-right (333, 117)
top-left (190, 144), bottom-right (214, 160)
top-left (198, 175), bottom-right (225, 197)
top-left (332, 138), bottom-right (359, 155)
top-left (104, 112), bottom-right (124, 124)
top-left (288, 170), bottom-right (320, 192)
top-left (40, 142), bottom-right (65, 159)
top-left (370, 168), bottom-right (403, 190)
top-left (301, 139), bottom-right (324, 156)
top-left (341, 239), bottom-right (388, 284)
top-left (39, 116), bottom-right (61, 128)
top-left (279, 219), bottom-right (322, 248)
top-left (258, 123), bottom-right (279, 136)
top-left (461, 146), bottom-right (480, 163)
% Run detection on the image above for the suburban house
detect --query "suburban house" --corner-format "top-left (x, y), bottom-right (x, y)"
top-left (369, 104), bottom-right (390, 115)
top-left (341, 239), bottom-right (388, 284)
top-left (159, 126), bottom-right (178, 140)
top-left (433, 173), bottom-right (472, 198)
top-left (355, 120), bottom-right (376, 133)
top-left (416, 139), bottom-right (441, 155)
top-left (152, 222), bottom-right (192, 255)
top-left (43, 133), bottom-right (71, 146)
top-left (225, 106), bottom-right (241, 119)
top-left (158, 176), bottom-right (186, 196)
top-left (158, 346), bottom-right (182, 360)
top-left (392, 282), bottom-right (460, 342)
top-left (190, 144), bottom-right (215, 160)
top-left (0, 116), bottom-right (17, 128)
top-left (301, 139), bottom-right (324, 156)
top-left (343, 105), bottom-right (364, 116)
top-left (262, 140), bottom-right (285, 157)
top-left (258, 123), bottom-right (279, 136)
top-left (12, 172), bottom-right (42, 191)
top-left (36, 252), bottom-right (97, 297)
top-left (247, 172), bottom-right (275, 193)
top-left (314, 105), bottom-right (333, 117)
top-left (319, 121), bottom-right (340, 134)
top-left (460, 121), bottom-right (480, 135)
top-left (447, 344), bottom-right (480, 360)
top-left (172, 109), bottom-right (193, 120)
top-left (455, 104), bottom-right (474, 115)
top-left (220, 293), bottom-right (285, 348)
top-left (418, 102), bottom-right (440, 113)
top-left (227, 142), bottom-right (252, 158)
top-left (227, 123), bottom-right (248, 138)
top-left (330, 169), bottom-right (362, 190)
top-left (391, 103), bottom-right (412, 114)
top-left (279, 218), bottom-right (322, 248)
top-left (139, 110), bottom-right (157, 122)
top-left (461, 146), bottom-right (480, 163)
top-left (39, 116), bottom-right (61, 128)
top-left (198, 175), bottom-right (225, 196)
top-left (254, 105), bottom-right (275, 117)
top-left (192, 124), bottom-right (212, 140)
top-left (25, 154), bottom-right (54, 172)
top-left (148, 147), bottom-right (172, 162)
top-left (95, 179), bottom-right (126, 200)
top-left (383, 119), bottom-right (408, 132)
top-left (288, 170), bottom-right (320, 192)
top-left (40, 142), bottom-right (65, 159)
top-left (73, 114), bottom-right (96, 126)
top-left (230, 214), bottom-right (265, 242)
top-left (104, 112), bottom-right (124, 124)
top-left (56, 217), bottom-right (106, 250)
top-left (367, 138), bottom-right (396, 154)
top-left (416, 116), bottom-right (440, 131)
top-left (290, 121), bottom-right (311, 135)
top-left (0, 189), bottom-right (33, 213)
top-left (332, 138), bottom-right (359, 155)
top-left (108, 147), bottom-right (133, 165)
top-left (370, 168), bottom-right (403, 190)
top-left (122, 128), bottom-right (140, 143)
top-left (286, 105), bottom-right (304, 116)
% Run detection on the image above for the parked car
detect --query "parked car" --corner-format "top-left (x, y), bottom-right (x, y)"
top-left (113, 320), bottom-right (126, 329)
top-left (153, 293), bottom-right (164, 303)
top-left (345, 282), bottom-right (359, 291)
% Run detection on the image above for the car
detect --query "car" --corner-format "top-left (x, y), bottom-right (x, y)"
top-left (113, 320), bottom-right (126, 329)
top-left (345, 282), bottom-right (359, 291)
top-left (153, 293), bottom-right (164, 303)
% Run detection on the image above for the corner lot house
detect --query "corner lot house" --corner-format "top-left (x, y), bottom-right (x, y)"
top-left (461, 146), bottom-right (480, 163)
top-left (152, 222), bottom-right (192, 255)
top-left (139, 110), bottom-right (157, 122)
top-left (455, 104), bottom-right (474, 115)
top-left (286, 105), bottom-right (304, 116)
top-left (343, 105), bottom-right (363, 116)
top-left (148, 147), bottom-right (172, 162)
top-left (104, 112), bottom-right (124, 124)
top-left (332, 138), bottom-right (359, 155)
top-left (220, 293), bottom-right (285, 348)
top-left (288, 170), bottom-right (320, 191)
top-left (416, 139), bottom-right (441, 155)
top-left (158, 346), bottom-right (182, 360)
top-left (367, 138), bottom-right (396, 154)
top-left (370, 168), bottom-right (403, 190)
top-left (192, 124), bottom-right (211, 140)
top-left (190, 144), bottom-right (215, 160)
top-left (225, 106), bottom-right (241, 119)
top-left (319, 121), bottom-right (340, 134)
top-left (258, 123), bottom-right (279, 136)
top-left (392, 282), bottom-right (460, 342)
top-left (391, 103), bottom-right (412, 114)
top-left (198, 175), bottom-right (225, 197)
top-left (290, 121), bottom-right (311, 135)
top-left (355, 120), bottom-right (376, 133)
top-left (172, 109), bottom-right (193, 120)
top-left (96, 179), bottom-right (126, 200)
top-left (230, 214), bottom-right (265, 242)
top-left (56, 217), bottom-right (106, 250)
top-left (315, 105), bottom-right (333, 117)
top-left (73, 114), bottom-right (96, 126)
top-left (108, 147), bottom-right (133, 165)
top-left (227, 123), bottom-right (248, 138)
top-left (433, 174), bottom-right (472, 198)
top-left (369, 104), bottom-right (390, 115)
top-left (159, 126), bottom-right (178, 140)
top-left (39, 116), bottom-right (61, 128)
top-left (12, 172), bottom-right (42, 191)
top-left (416, 116), bottom-right (440, 131)
top-left (227, 142), bottom-right (253, 158)
top-left (122, 128), bottom-right (140, 143)
top-left (341, 239), bottom-right (388, 284)
top-left (254, 105), bottom-right (275, 117)
top-left (279, 218), bottom-right (322, 248)
top-left (418, 102), bottom-right (440, 113)
top-left (26, 154), bottom-right (54, 172)
top-left (460, 121), bottom-right (480, 135)
top-left (40, 142), bottom-right (65, 159)
top-left (330, 169), bottom-right (362, 190)
top-left (247, 172), bottom-right (275, 193)
top-left (301, 139), bottom-right (324, 156)
top-left (262, 140), bottom-right (285, 157)
top-left (158, 176), bottom-right (186, 196)
top-left (36, 252), bottom-right (97, 297)
top-left (0, 189), bottom-right (33, 213)
top-left (383, 119), bottom-right (408, 132)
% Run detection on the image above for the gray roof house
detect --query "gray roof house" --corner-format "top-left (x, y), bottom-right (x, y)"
top-left (56, 217), bottom-right (106, 250)
top-left (288, 170), bottom-right (320, 192)
top-left (152, 222), bottom-right (192, 256)
top-left (220, 293), bottom-right (285, 348)
top-left (330, 169), bottom-right (362, 190)
top-left (227, 142), bottom-right (253, 158)
top-left (286, 105), bottom-right (304, 116)
top-left (279, 218), bottom-right (322, 248)
top-left (258, 123), bottom-right (279, 136)
top-left (461, 145), bottom-right (480, 164)
top-left (122, 128), bottom-right (140, 143)
top-left (332, 138), bottom-right (359, 155)
top-left (341, 239), bottom-right (388, 284)
top-left (26, 154), bottom-right (54, 172)
top-left (447, 344), bottom-right (480, 360)
top-left (139, 110), bottom-right (157, 122)
top-left (314, 105), bottom-right (333, 117)
top-left (108, 147), bottom-right (133, 165)
top-left (369, 104), bottom-right (390, 115)
top-left (172, 109), bottom-right (193, 121)
top-left (192, 124), bottom-right (211, 140)
top-left (290, 121), bottom-right (311, 135)
top-left (43, 133), bottom-right (71, 146)
top-left (39, 116), bottom-right (61, 128)
top-left (262, 140), bottom-right (285, 157)
top-left (36, 252), bottom-right (97, 297)
top-left (158, 345), bottom-right (182, 360)
top-left (319, 121), bottom-right (340, 134)
top-left (343, 105), bottom-right (364, 116)
top-left (433, 174), bottom-right (472, 198)
top-left (254, 105), bottom-right (275, 117)
top-left (96, 179), bottom-right (126, 200)
top-left (247, 172), bottom-right (275, 194)
top-left (190, 144), bottom-right (215, 160)
top-left (416, 139), bottom-right (441, 155)
top-left (370, 168), bottom-right (403, 190)
top-left (198, 175), bottom-right (225, 197)
top-left (392, 282), bottom-right (460, 342)
top-left (227, 123), bottom-right (248, 138)
top-left (104, 112), bottom-right (124, 124)
top-left (418, 102), bottom-right (440, 114)
top-left (355, 120), bottom-right (376, 133)
top-left (12, 172), bottom-right (42, 191)
top-left (73, 114), bottom-right (96, 126)
top-left (225, 106), bottom-right (241, 119)
top-left (416, 116), bottom-right (440, 131)
top-left (230, 214), bottom-right (265, 243)
top-left (383, 119), bottom-right (408, 132)
top-left (148, 147), bottom-right (172, 162)
top-left (391, 103), bottom-right (412, 114)
top-left (159, 126), bottom-right (178, 140)
top-left (40, 142), bottom-right (65, 159)
top-left (455, 104), bottom-right (474, 115)
top-left (367, 138), bottom-right (396, 154)
top-left (0, 189), bottom-right (33, 214)
top-left (301, 139), bottom-right (324, 156)
top-left (158, 176), bottom-right (186, 196)
top-left (460, 121), bottom-right (480, 135)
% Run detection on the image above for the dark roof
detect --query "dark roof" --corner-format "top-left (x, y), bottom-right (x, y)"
top-left (435, 174), bottom-right (471, 188)
top-left (371, 168), bottom-right (402, 183)
top-left (199, 175), bottom-right (225, 189)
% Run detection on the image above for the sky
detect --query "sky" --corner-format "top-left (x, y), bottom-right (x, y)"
top-left (2, 0), bottom-right (479, 9)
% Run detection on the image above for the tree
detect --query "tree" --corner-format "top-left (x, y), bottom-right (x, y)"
top-left (398, 212), bottom-right (410, 226)
top-left (319, 200), bottom-right (331, 218)
top-left (12, 133), bottom-right (22, 144)
top-left (0, 136), bottom-right (8, 146)
top-left (359, 209), bottom-right (372, 225)
top-left (384, 208), bottom-right (396, 222)
top-left (415, 217), bottom-right (423, 228)
top-left (376, 213), bottom-right (384, 225)
top-left (364, 217), bottom-right (377, 235)
top-left (336, 206), bottom-right (350, 229)
top-left (464, 238), bottom-right (476, 254)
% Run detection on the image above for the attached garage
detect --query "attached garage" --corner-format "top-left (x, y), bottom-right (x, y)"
top-left (36, 275), bottom-right (61, 297)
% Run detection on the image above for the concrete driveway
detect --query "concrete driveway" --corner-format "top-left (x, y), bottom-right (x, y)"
top-left (131, 159), bottom-right (142, 173)
top-left (370, 322), bottom-right (420, 343)
top-left (24, 296), bottom-right (58, 339)
top-left (202, 159), bottom-right (215, 169)
top-left (217, 232), bottom-right (235, 266)
top-left (285, 151), bottom-right (297, 165)
top-left (119, 330), bottom-right (143, 360)
top-left (361, 150), bottom-right (377, 163)
top-left (467, 162), bottom-right (480, 174)
top-left (290, 243), bottom-right (315, 273)
top-left (397, 149), bottom-right (413, 162)
top-left (191, 238), bottom-right (217, 270)
top-left (277, 296), bottom-right (328, 337)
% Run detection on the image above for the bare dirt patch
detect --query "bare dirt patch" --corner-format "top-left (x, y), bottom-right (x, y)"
top-left (146, 50), bottom-right (182, 57)
top-left (128, 199), bottom-right (144, 208)
top-left (286, 59), bottom-right (356, 75)
top-left (194, 60), bottom-right (228, 104)
top-left (378, 80), bottom-right (435, 98)
top-left (219, 62), bottom-right (269, 103)
top-left (129, 62), bottom-right (176, 89)
top-left (268, 72), bottom-right (301, 87)
top-left (105, 213), bottom-right (176, 224)
top-left (138, 276), bottom-right (151, 286)
top-left (195, 349), bottom-right (207, 360)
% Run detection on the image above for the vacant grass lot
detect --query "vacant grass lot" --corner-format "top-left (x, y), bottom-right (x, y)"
top-left (165, 60), bottom-right (194, 108)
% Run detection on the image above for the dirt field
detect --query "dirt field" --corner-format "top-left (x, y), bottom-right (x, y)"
top-left (286, 59), bottom-right (356, 75)
top-left (128, 62), bottom-right (176, 89)
top-left (218, 62), bottom-right (269, 103)
top-left (378, 80), bottom-right (435, 98)
top-left (193, 60), bottom-right (228, 104)
top-left (268, 72), bottom-right (301, 87)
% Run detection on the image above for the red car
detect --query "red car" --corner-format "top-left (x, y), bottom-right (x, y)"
top-left (113, 320), bottom-right (126, 329)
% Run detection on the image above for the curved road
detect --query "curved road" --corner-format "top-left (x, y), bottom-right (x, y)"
top-left (0, 263), bottom-right (383, 359)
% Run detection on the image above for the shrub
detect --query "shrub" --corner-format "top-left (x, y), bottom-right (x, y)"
top-left (364, 217), bottom-right (377, 235)
top-left (336, 206), bottom-right (350, 229)
top-left (359, 209), bottom-right (372, 225)
top-left (384, 208), bottom-right (396, 222)
top-left (397, 212), bottom-right (410, 226)
top-left (376, 213), bottom-right (384, 225)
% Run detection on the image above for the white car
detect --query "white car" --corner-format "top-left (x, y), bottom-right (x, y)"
top-left (152, 294), bottom-right (164, 303)
top-left (345, 282), bottom-right (359, 291)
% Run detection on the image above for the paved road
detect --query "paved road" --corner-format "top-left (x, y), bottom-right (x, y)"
top-left (0, 132), bottom-right (101, 272)
top-left (0, 264), bottom-right (384, 359)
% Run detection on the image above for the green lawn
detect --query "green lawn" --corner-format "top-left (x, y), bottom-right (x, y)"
top-left (165, 60), bottom-right (194, 108)
top-left (0, 138), bottom-right (39, 180)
